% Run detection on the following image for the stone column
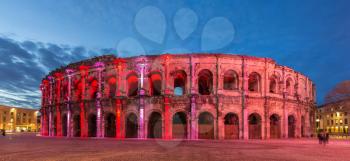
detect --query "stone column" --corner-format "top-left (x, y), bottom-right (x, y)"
top-left (54, 73), bottom-right (63, 137)
top-left (116, 99), bottom-right (123, 138)
top-left (48, 76), bottom-right (54, 136)
top-left (164, 96), bottom-right (171, 139)
top-left (95, 62), bottom-right (105, 138)
top-left (241, 57), bottom-right (248, 140)
top-left (305, 110), bottom-right (310, 137)
top-left (139, 89), bottom-right (145, 139)
top-left (137, 61), bottom-right (147, 139)
top-left (79, 65), bottom-right (89, 137)
top-left (66, 69), bottom-right (73, 137)
top-left (190, 95), bottom-right (197, 140)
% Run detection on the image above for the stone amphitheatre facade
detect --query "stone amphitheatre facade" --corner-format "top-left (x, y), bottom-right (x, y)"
top-left (40, 54), bottom-right (316, 140)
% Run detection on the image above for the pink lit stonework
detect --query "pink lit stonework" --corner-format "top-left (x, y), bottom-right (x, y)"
top-left (40, 54), bottom-right (316, 140)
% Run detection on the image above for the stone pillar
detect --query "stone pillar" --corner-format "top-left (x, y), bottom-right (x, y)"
top-left (95, 62), bottom-right (105, 138)
top-left (190, 95), bottom-right (197, 140)
top-left (305, 110), bottom-right (310, 137)
top-left (79, 65), bottom-right (89, 137)
top-left (164, 96), bottom-right (171, 139)
top-left (139, 89), bottom-right (145, 139)
top-left (54, 73), bottom-right (63, 137)
top-left (66, 69), bottom-right (73, 137)
top-left (116, 99), bottom-right (123, 138)
top-left (241, 57), bottom-right (248, 140)
top-left (283, 104), bottom-right (288, 138)
top-left (48, 76), bottom-right (54, 136)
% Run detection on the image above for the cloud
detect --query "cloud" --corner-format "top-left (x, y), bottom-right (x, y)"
top-left (0, 36), bottom-right (106, 109)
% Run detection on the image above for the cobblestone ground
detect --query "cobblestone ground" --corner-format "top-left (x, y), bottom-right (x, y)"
top-left (1, 133), bottom-right (350, 161)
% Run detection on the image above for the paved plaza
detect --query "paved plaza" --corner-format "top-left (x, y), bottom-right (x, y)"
top-left (1, 133), bottom-right (350, 161)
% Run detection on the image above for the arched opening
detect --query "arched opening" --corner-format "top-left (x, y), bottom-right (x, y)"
top-left (125, 113), bottom-right (138, 138)
top-left (89, 79), bottom-right (98, 99)
top-left (301, 116), bottom-right (305, 137)
top-left (105, 113), bottom-right (116, 137)
top-left (249, 113), bottom-right (262, 139)
top-left (88, 114), bottom-right (97, 137)
top-left (269, 76), bottom-right (277, 93)
top-left (73, 115), bottom-right (81, 137)
top-left (107, 76), bottom-right (117, 98)
top-left (62, 114), bottom-right (67, 136)
top-left (224, 113), bottom-right (239, 139)
top-left (172, 112), bottom-right (187, 139)
top-left (53, 115), bottom-right (57, 136)
top-left (198, 112), bottom-right (214, 139)
top-left (286, 78), bottom-right (293, 96)
top-left (288, 115), bottom-right (296, 138)
top-left (223, 70), bottom-right (238, 90)
top-left (248, 72), bottom-right (261, 92)
top-left (270, 114), bottom-right (280, 139)
top-left (45, 113), bottom-right (49, 135)
top-left (198, 69), bottom-right (213, 95)
top-left (174, 70), bottom-right (187, 96)
top-left (149, 73), bottom-right (162, 96)
top-left (148, 112), bottom-right (162, 138)
top-left (127, 73), bottom-right (139, 97)
top-left (74, 80), bottom-right (83, 101)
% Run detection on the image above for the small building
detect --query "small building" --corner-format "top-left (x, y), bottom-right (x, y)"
top-left (316, 99), bottom-right (350, 136)
top-left (0, 105), bottom-right (39, 132)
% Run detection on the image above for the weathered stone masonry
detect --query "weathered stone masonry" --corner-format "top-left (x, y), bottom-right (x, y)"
top-left (40, 54), bottom-right (316, 139)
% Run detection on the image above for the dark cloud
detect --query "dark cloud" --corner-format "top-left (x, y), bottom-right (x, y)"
top-left (0, 36), bottom-right (101, 109)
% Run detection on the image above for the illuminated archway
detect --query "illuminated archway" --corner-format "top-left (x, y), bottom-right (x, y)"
top-left (248, 113), bottom-right (261, 139)
top-left (125, 113), bottom-right (138, 138)
top-left (88, 114), bottom-right (97, 137)
top-left (62, 114), bottom-right (67, 136)
top-left (248, 72), bottom-right (261, 92)
top-left (172, 112), bottom-right (187, 139)
top-left (270, 114), bottom-right (280, 138)
top-left (148, 112), bottom-right (162, 138)
top-left (149, 73), bottom-right (162, 96)
top-left (198, 69), bottom-right (213, 95)
top-left (173, 70), bottom-right (187, 96)
top-left (198, 112), bottom-right (214, 139)
top-left (105, 113), bottom-right (116, 137)
top-left (223, 70), bottom-right (238, 90)
top-left (127, 73), bottom-right (138, 97)
top-left (73, 115), bottom-right (81, 137)
top-left (288, 115), bottom-right (296, 138)
top-left (224, 113), bottom-right (239, 139)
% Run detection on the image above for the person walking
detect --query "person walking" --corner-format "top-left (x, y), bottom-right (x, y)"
top-left (317, 131), bottom-right (323, 144)
top-left (325, 131), bottom-right (329, 144)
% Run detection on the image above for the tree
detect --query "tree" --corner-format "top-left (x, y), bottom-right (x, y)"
top-left (325, 80), bottom-right (350, 104)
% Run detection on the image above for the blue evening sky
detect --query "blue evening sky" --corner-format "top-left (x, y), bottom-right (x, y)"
top-left (0, 0), bottom-right (349, 109)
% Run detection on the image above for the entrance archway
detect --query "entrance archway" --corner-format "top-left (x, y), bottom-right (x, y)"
top-left (224, 113), bottom-right (239, 139)
top-left (105, 113), bottom-right (116, 137)
top-left (172, 112), bottom-right (187, 139)
top-left (62, 114), bottom-right (67, 136)
top-left (125, 113), bottom-right (138, 138)
top-left (88, 114), bottom-right (97, 137)
top-left (148, 112), bottom-right (162, 138)
top-left (301, 116), bottom-right (305, 137)
top-left (73, 115), bottom-right (80, 137)
top-left (248, 113), bottom-right (261, 139)
top-left (270, 114), bottom-right (280, 138)
top-left (198, 112), bottom-right (214, 139)
top-left (288, 115), bottom-right (296, 138)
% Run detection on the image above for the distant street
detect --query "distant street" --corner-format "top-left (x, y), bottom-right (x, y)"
top-left (1, 133), bottom-right (350, 161)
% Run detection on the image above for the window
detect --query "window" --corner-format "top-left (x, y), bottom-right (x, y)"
top-left (331, 120), bottom-right (334, 125)
top-left (173, 70), bottom-right (186, 96)
top-left (345, 119), bottom-right (348, 124)
top-left (327, 120), bottom-right (330, 125)
top-left (223, 70), bottom-right (238, 90)
top-left (248, 72), bottom-right (261, 92)
top-left (198, 69), bottom-right (213, 95)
